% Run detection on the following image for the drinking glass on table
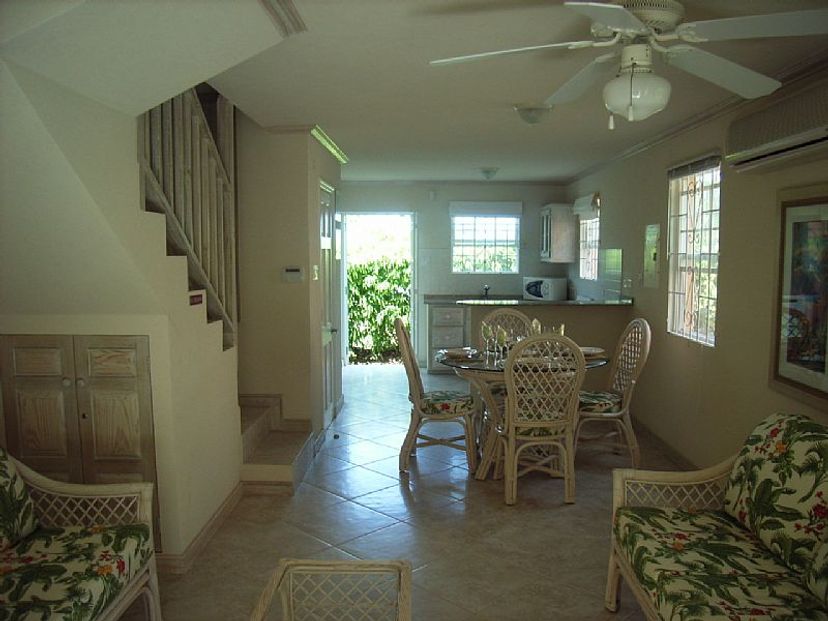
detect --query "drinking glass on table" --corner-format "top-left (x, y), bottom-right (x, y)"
top-left (481, 321), bottom-right (494, 357)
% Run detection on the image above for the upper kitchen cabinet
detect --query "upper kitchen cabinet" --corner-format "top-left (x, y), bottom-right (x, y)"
top-left (539, 203), bottom-right (576, 263)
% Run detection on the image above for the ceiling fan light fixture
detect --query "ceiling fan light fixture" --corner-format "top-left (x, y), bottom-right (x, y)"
top-left (603, 66), bottom-right (671, 123)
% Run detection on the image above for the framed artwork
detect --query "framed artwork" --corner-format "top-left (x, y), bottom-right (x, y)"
top-left (773, 191), bottom-right (828, 403)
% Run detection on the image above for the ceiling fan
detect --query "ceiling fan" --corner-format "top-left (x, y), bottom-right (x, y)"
top-left (430, 1), bottom-right (828, 128)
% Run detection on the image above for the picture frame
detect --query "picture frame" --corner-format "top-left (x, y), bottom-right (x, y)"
top-left (773, 188), bottom-right (828, 404)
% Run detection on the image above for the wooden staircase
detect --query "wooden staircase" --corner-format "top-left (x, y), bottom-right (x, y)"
top-left (138, 86), bottom-right (237, 349)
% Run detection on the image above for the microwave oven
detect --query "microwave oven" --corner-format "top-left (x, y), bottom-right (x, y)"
top-left (522, 277), bottom-right (567, 301)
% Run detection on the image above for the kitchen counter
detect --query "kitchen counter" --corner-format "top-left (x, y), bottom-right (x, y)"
top-left (455, 298), bottom-right (633, 306)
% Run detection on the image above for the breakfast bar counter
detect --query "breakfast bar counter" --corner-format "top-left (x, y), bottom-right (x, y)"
top-left (454, 298), bottom-right (633, 306)
top-left (453, 297), bottom-right (634, 390)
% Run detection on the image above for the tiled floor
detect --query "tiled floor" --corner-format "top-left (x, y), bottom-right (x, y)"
top-left (137, 363), bottom-right (680, 620)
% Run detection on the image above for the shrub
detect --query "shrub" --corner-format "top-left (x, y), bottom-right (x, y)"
top-left (347, 259), bottom-right (411, 363)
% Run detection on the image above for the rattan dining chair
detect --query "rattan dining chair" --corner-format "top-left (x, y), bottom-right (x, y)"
top-left (475, 308), bottom-right (534, 477)
top-left (394, 318), bottom-right (478, 472)
top-left (575, 317), bottom-right (652, 467)
top-left (478, 308), bottom-right (534, 349)
top-left (249, 559), bottom-right (412, 621)
top-left (499, 334), bottom-right (586, 505)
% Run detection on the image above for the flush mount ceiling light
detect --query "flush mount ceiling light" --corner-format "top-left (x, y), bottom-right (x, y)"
top-left (431, 1), bottom-right (828, 127)
top-left (480, 167), bottom-right (499, 180)
top-left (513, 104), bottom-right (552, 125)
top-left (603, 44), bottom-right (671, 128)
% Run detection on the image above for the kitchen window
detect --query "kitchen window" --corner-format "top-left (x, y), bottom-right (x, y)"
top-left (579, 217), bottom-right (600, 280)
top-left (667, 156), bottom-right (721, 346)
top-left (449, 202), bottom-right (522, 274)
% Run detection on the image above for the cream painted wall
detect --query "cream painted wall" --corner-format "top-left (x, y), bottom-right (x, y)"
top-left (0, 62), bottom-right (241, 556)
top-left (236, 116), bottom-right (341, 430)
top-left (568, 110), bottom-right (828, 467)
top-left (337, 183), bottom-right (568, 364)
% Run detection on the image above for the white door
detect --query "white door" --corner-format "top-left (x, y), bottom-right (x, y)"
top-left (320, 183), bottom-right (338, 428)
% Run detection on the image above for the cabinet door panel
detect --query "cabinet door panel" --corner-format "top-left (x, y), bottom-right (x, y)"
top-left (0, 335), bottom-right (83, 481)
top-left (73, 336), bottom-right (156, 483)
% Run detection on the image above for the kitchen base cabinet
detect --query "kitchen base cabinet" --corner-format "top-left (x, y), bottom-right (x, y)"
top-left (426, 304), bottom-right (470, 373)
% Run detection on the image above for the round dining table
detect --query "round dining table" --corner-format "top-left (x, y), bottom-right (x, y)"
top-left (436, 350), bottom-right (609, 480)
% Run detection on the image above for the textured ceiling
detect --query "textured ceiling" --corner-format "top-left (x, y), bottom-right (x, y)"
top-left (211, 0), bottom-right (828, 183)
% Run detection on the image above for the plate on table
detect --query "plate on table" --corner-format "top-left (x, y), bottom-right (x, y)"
top-left (443, 347), bottom-right (480, 360)
top-left (580, 346), bottom-right (606, 358)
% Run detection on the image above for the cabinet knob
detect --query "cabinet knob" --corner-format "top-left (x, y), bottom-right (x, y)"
top-left (81, 413), bottom-right (88, 420)
top-left (62, 378), bottom-right (71, 387)
top-left (76, 379), bottom-right (86, 388)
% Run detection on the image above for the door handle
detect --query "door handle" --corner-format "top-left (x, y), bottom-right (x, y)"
top-left (330, 328), bottom-right (338, 333)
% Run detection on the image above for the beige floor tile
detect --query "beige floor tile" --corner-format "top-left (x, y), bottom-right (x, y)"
top-left (145, 363), bottom-right (664, 621)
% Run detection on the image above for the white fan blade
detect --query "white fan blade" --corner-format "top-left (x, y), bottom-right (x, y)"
top-left (545, 51), bottom-right (619, 105)
top-left (430, 40), bottom-right (595, 66)
top-left (677, 9), bottom-right (828, 42)
top-left (665, 45), bottom-right (781, 99)
top-left (564, 1), bottom-right (649, 35)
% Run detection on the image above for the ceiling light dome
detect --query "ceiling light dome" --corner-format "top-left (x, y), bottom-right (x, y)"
top-left (603, 44), bottom-right (671, 124)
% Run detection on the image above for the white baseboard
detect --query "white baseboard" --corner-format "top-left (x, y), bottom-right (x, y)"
top-left (156, 482), bottom-right (243, 575)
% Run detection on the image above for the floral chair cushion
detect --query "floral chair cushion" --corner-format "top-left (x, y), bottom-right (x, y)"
top-left (0, 523), bottom-right (152, 620)
top-left (0, 449), bottom-right (38, 552)
top-left (723, 413), bottom-right (828, 573)
top-left (806, 538), bottom-right (828, 608)
top-left (420, 390), bottom-right (475, 417)
top-left (615, 506), bottom-right (828, 620)
top-left (578, 390), bottom-right (622, 414)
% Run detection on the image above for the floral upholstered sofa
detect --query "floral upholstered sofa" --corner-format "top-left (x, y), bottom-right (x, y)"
top-left (0, 448), bottom-right (161, 620)
top-left (606, 413), bottom-right (828, 621)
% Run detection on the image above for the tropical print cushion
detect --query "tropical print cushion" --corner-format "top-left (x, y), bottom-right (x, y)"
top-left (421, 390), bottom-right (475, 416)
top-left (615, 506), bottom-right (828, 620)
top-left (0, 523), bottom-right (152, 620)
top-left (578, 390), bottom-right (622, 414)
top-left (723, 413), bottom-right (828, 573)
top-left (0, 448), bottom-right (37, 552)
top-left (806, 538), bottom-right (828, 608)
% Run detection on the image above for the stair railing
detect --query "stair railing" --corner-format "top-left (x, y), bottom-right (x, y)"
top-left (138, 90), bottom-right (237, 348)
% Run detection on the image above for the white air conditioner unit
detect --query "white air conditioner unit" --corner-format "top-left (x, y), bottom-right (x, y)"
top-left (725, 82), bottom-right (828, 171)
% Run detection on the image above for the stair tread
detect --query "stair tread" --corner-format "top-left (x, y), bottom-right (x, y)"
top-left (246, 431), bottom-right (309, 466)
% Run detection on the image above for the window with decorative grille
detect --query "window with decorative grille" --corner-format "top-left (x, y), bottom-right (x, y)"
top-left (667, 156), bottom-right (721, 346)
top-left (579, 217), bottom-right (599, 280)
top-left (451, 215), bottom-right (520, 274)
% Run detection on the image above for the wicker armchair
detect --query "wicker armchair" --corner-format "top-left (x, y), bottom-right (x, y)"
top-left (478, 308), bottom-right (533, 349)
top-left (395, 318), bottom-right (478, 472)
top-left (499, 334), bottom-right (586, 505)
top-left (575, 317), bottom-right (651, 466)
top-left (6, 454), bottom-right (162, 620)
top-left (250, 559), bottom-right (412, 621)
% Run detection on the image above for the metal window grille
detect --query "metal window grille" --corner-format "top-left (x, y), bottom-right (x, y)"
top-left (667, 158), bottom-right (721, 346)
top-left (579, 217), bottom-right (599, 280)
top-left (451, 216), bottom-right (520, 274)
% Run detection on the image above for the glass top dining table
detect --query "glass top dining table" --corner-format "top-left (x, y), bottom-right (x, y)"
top-left (436, 352), bottom-right (609, 372)
top-left (435, 349), bottom-right (608, 480)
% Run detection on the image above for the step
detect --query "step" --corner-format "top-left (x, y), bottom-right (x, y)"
top-left (241, 407), bottom-right (270, 463)
top-left (241, 431), bottom-right (313, 490)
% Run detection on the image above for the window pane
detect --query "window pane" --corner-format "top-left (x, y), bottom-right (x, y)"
top-left (579, 217), bottom-right (599, 280)
top-left (451, 215), bottom-right (520, 274)
top-left (667, 161), bottom-right (721, 346)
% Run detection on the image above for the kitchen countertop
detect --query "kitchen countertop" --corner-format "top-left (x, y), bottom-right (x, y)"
top-left (455, 298), bottom-right (633, 306)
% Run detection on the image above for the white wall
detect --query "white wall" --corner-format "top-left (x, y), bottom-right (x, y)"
top-left (337, 182), bottom-right (567, 363)
top-left (568, 105), bottom-right (828, 467)
top-left (0, 61), bottom-right (241, 556)
top-left (236, 117), bottom-right (341, 430)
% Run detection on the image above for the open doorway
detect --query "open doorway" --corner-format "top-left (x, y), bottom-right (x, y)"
top-left (341, 214), bottom-right (415, 367)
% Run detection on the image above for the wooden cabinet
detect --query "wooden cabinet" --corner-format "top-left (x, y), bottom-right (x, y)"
top-left (540, 203), bottom-right (577, 263)
top-left (426, 304), bottom-right (469, 373)
top-left (1, 335), bottom-right (160, 544)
